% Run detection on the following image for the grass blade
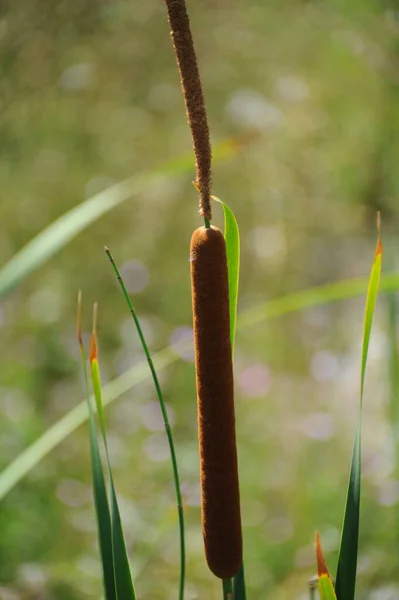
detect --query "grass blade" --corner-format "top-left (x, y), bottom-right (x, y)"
top-left (0, 140), bottom-right (239, 300)
top-left (90, 312), bottom-right (136, 600)
top-left (77, 294), bottom-right (116, 600)
top-left (212, 196), bottom-right (240, 352)
top-left (316, 532), bottom-right (337, 600)
top-left (335, 233), bottom-right (382, 600)
top-left (88, 403), bottom-right (117, 600)
top-left (105, 247), bottom-right (185, 600)
top-left (1, 265), bottom-right (395, 501)
top-left (212, 198), bottom-right (246, 600)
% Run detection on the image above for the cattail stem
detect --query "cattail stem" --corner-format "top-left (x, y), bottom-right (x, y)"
top-left (164, 0), bottom-right (212, 221)
top-left (190, 225), bottom-right (242, 579)
top-left (222, 578), bottom-right (234, 600)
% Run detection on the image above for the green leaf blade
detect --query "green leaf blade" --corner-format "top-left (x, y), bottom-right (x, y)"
top-left (110, 482), bottom-right (137, 600)
top-left (78, 325), bottom-right (116, 600)
top-left (319, 575), bottom-right (338, 600)
top-left (90, 341), bottom-right (136, 600)
top-left (212, 197), bottom-right (246, 599)
top-left (212, 196), bottom-right (240, 352)
top-left (335, 237), bottom-right (382, 600)
top-left (88, 410), bottom-right (117, 600)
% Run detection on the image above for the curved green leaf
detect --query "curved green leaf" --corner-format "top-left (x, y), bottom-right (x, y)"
top-left (88, 399), bottom-right (117, 600)
top-left (0, 346), bottom-right (177, 501)
top-left (0, 140), bottom-right (238, 300)
top-left (213, 196), bottom-right (240, 352)
top-left (213, 197), bottom-right (246, 599)
top-left (90, 351), bottom-right (136, 600)
top-left (78, 329), bottom-right (116, 600)
top-left (106, 247), bottom-right (185, 600)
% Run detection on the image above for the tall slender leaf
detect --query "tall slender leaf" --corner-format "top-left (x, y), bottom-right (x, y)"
top-left (90, 326), bottom-right (136, 600)
top-left (105, 247), bottom-right (185, 600)
top-left (213, 196), bottom-right (240, 352)
top-left (213, 197), bottom-right (246, 600)
top-left (335, 236), bottom-right (382, 600)
top-left (77, 296), bottom-right (116, 600)
top-left (87, 395), bottom-right (117, 600)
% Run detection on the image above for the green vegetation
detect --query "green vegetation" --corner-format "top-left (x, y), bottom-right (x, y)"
top-left (1, 1), bottom-right (399, 599)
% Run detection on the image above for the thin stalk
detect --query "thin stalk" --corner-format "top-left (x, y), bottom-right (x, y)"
top-left (308, 575), bottom-right (318, 600)
top-left (105, 247), bottom-right (185, 600)
top-left (386, 293), bottom-right (399, 448)
top-left (233, 564), bottom-right (247, 600)
top-left (223, 578), bottom-right (234, 600)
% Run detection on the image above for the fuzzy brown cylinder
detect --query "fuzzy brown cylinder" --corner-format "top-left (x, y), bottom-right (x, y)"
top-left (164, 0), bottom-right (212, 221)
top-left (190, 225), bottom-right (242, 579)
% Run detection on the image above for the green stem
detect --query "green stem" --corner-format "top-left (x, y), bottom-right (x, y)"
top-left (105, 247), bottom-right (185, 600)
top-left (223, 578), bottom-right (234, 600)
top-left (204, 217), bottom-right (211, 228)
top-left (308, 575), bottom-right (318, 600)
top-left (233, 563), bottom-right (246, 600)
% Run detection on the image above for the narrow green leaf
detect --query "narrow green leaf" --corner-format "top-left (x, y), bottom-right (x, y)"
top-left (212, 196), bottom-right (240, 352)
top-left (360, 239), bottom-right (382, 399)
top-left (212, 197), bottom-right (245, 600)
top-left (106, 247), bottom-right (185, 600)
top-left (109, 482), bottom-right (136, 600)
top-left (91, 357), bottom-right (107, 442)
top-left (0, 347), bottom-right (177, 501)
top-left (319, 575), bottom-right (338, 600)
top-left (88, 407), bottom-right (117, 600)
top-left (90, 337), bottom-right (136, 600)
top-left (0, 140), bottom-right (239, 301)
top-left (77, 309), bottom-right (116, 600)
top-left (335, 237), bottom-right (382, 600)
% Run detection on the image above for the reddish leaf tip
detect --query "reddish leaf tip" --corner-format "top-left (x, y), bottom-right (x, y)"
top-left (315, 531), bottom-right (329, 577)
top-left (89, 332), bottom-right (98, 363)
top-left (376, 237), bottom-right (382, 259)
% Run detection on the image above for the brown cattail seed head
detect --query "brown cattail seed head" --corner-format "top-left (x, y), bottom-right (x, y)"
top-left (190, 225), bottom-right (242, 578)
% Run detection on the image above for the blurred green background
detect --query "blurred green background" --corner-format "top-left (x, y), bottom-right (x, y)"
top-left (1, 0), bottom-right (399, 598)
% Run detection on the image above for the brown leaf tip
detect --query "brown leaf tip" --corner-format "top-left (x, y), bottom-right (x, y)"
top-left (315, 531), bottom-right (330, 577)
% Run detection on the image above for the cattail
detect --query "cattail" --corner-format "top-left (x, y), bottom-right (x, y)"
top-left (190, 225), bottom-right (242, 579)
